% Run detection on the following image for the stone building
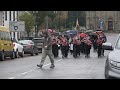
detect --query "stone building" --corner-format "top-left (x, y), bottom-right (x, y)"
top-left (86, 11), bottom-right (120, 32)
top-left (0, 11), bottom-right (26, 40)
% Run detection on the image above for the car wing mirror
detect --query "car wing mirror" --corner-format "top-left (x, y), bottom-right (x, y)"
top-left (102, 42), bottom-right (113, 50)
top-left (19, 42), bottom-right (23, 45)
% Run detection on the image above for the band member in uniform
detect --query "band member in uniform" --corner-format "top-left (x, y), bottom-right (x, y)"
top-left (73, 35), bottom-right (81, 58)
top-left (83, 35), bottom-right (92, 58)
top-left (96, 31), bottom-right (105, 57)
top-left (61, 36), bottom-right (69, 58)
top-left (101, 31), bottom-right (107, 56)
top-left (52, 38), bottom-right (59, 58)
top-left (69, 42), bottom-right (73, 55)
top-left (91, 32), bottom-right (98, 52)
top-left (80, 33), bottom-right (86, 54)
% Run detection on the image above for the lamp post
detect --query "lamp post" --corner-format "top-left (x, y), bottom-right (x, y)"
top-left (33, 11), bottom-right (39, 37)
top-left (46, 15), bottom-right (48, 31)
top-left (53, 11), bottom-right (57, 31)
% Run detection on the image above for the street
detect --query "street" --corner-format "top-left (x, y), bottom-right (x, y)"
top-left (0, 33), bottom-right (119, 79)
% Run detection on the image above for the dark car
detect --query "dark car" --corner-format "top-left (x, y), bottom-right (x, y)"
top-left (18, 40), bottom-right (38, 56)
top-left (32, 37), bottom-right (44, 53)
top-left (103, 35), bottom-right (120, 79)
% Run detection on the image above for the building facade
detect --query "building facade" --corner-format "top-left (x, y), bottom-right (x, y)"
top-left (0, 11), bottom-right (25, 40)
top-left (86, 11), bottom-right (120, 32)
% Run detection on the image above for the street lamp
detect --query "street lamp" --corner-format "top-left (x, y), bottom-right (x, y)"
top-left (46, 15), bottom-right (48, 31)
top-left (54, 11), bottom-right (57, 30)
top-left (33, 11), bottom-right (39, 37)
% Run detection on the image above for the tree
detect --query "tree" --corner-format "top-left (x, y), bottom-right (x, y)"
top-left (19, 12), bottom-right (35, 39)
top-left (31, 11), bottom-right (48, 33)
top-left (47, 11), bottom-right (57, 29)
top-left (53, 11), bottom-right (68, 31)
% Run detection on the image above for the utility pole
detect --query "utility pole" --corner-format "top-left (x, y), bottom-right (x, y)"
top-left (46, 15), bottom-right (48, 31)
top-left (33, 11), bottom-right (38, 37)
top-left (59, 12), bottom-right (60, 32)
top-left (95, 11), bottom-right (96, 31)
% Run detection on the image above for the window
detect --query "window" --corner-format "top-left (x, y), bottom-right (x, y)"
top-left (5, 32), bottom-right (9, 41)
top-left (0, 32), bottom-right (1, 40)
top-left (17, 11), bottom-right (18, 21)
top-left (8, 32), bottom-right (11, 41)
top-left (3, 32), bottom-right (6, 41)
top-left (9, 11), bottom-right (11, 21)
top-left (116, 36), bottom-right (120, 49)
top-left (13, 11), bottom-right (15, 21)
top-left (5, 11), bottom-right (7, 21)
top-left (4, 32), bottom-right (7, 41)
top-left (1, 32), bottom-right (4, 40)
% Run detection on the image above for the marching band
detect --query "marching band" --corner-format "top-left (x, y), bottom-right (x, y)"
top-left (51, 30), bottom-right (107, 58)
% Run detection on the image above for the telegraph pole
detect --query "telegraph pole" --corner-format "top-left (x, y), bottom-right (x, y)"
top-left (46, 15), bottom-right (48, 31)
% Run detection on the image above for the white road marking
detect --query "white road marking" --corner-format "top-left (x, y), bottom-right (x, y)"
top-left (9, 77), bottom-right (15, 79)
top-left (8, 59), bottom-right (62, 79)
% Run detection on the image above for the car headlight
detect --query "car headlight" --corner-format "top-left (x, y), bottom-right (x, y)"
top-left (110, 60), bottom-right (117, 67)
top-left (110, 60), bottom-right (120, 68)
top-left (116, 63), bottom-right (120, 68)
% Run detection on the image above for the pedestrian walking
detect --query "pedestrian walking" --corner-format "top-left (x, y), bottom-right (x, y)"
top-left (37, 31), bottom-right (55, 69)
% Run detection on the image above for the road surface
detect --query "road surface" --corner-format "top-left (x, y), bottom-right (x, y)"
top-left (0, 33), bottom-right (118, 79)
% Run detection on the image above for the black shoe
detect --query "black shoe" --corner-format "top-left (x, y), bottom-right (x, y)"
top-left (50, 64), bottom-right (55, 69)
top-left (98, 55), bottom-right (101, 58)
top-left (85, 55), bottom-right (88, 58)
top-left (37, 64), bottom-right (43, 68)
top-left (62, 56), bottom-right (65, 58)
top-left (102, 53), bottom-right (104, 56)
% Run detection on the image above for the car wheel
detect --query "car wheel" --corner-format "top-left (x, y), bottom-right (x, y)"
top-left (0, 51), bottom-right (5, 61)
top-left (31, 49), bottom-right (34, 56)
top-left (11, 51), bottom-right (15, 59)
top-left (40, 48), bottom-right (42, 53)
top-left (105, 74), bottom-right (110, 79)
top-left (15, 50), bottom-right (19, 58)
top-left (35, 49), bottom-right (39, 55)
top-left (104, 65), bottom-right (111, 79)
top-left (20, 50), bottom-right (24, 57)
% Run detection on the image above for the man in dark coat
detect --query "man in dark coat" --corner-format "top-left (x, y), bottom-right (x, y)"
top-left (37, 31), bottom-right (55, 68)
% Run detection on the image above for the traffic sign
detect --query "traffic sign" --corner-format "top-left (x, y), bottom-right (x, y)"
top-left (9, 21), bottom-right (25, 32)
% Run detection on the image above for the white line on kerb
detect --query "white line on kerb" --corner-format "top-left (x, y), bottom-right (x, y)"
top-left (8, 59), bottom-right (62, 79)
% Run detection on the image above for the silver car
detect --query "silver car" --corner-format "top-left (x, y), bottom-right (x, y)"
top-left (104, 34), bottom-right (120, 79)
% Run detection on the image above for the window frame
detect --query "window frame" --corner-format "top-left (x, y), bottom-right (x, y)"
top-left (5, 11), bottom-right (7, 21)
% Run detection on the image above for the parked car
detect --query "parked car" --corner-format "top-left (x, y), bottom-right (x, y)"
top-left (0, 26), bottom-right (15, 61)
top-left (12, 38), bottom-right (24, 58)
top-left (32, 37), bottom-right (44, 53)
top-left (18, 40), bottom-right (38, 56)
top-left (103, 34), bottom-right (120, 79)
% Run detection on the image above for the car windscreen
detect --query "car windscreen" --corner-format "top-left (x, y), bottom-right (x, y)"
top-left (19, 40), bottom-right (34, 45)
top-left (32, 39), bottom-right (44, 43)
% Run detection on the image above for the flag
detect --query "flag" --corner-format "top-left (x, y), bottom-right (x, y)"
top-left (76, 18), bottom-right (79, 30)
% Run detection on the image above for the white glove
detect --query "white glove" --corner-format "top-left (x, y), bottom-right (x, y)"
top-left (45, 46), bottom-right (47, 49)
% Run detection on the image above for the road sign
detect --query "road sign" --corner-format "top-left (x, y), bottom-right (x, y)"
top-left (9, 21), bottom-right (25, 32)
